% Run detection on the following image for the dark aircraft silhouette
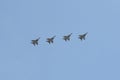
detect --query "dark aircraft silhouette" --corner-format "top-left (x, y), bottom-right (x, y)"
top-left (63, 33), bottom-right (72, 41)
top-left (46, 36), bottom-right (56, 44)
top-left (31, 37), bottom-right (40, 46)
top-left (78, 32), bottom-right (88, 40)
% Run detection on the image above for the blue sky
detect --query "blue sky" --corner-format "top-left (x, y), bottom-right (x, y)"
top-left (0, 0), bottom-right (120, 80)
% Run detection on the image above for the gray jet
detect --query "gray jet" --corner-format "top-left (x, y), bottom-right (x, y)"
top-left (63, 33), bottom-right (72, 41)
top-left (46, 36), bottom-right (56, 44)
top-left (78, 32), bottom-right (88, 40)
top-left (31, 37), bottom-right (40, 46)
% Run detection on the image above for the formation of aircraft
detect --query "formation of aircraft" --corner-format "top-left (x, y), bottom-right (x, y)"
top-left (31, 32), bottom-right (88, 46)
top-left (31, 37), bottom-right (40, 46)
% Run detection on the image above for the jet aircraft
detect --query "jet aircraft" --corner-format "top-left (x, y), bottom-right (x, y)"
top-left (63, 33), bottom-right (72, 41)
top-left (46, 36), bottom-right (56, 44)
top-left (78, 32), bottom-right (88, 40)
top-left (31, 37), bottom-right (40, 46)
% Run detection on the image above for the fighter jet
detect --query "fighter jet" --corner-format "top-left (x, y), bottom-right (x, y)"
top-left (31, 37), bottom-right (40, 46)
top-left (78, 32), bottom-right (88, 40)
top-left (63, 33), bottom-right (72, 41)
top-left (46, 36), bottom-right (56, 44)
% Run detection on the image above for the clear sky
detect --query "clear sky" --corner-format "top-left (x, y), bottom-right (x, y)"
top-left (0, 0), bottom-right (120, 80)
